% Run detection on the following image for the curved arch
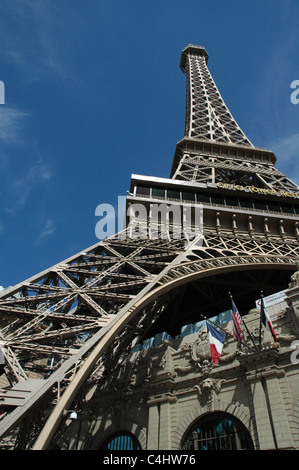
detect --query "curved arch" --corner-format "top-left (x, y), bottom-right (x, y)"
top-left (157, 255), bottom-right (295, 291)
top-left (93, 420), bottom-right (147, 450)
top-left (173, 400), bottom-right (257, 449)
top-left (101, 431), bottom-right (141, 450)
top-left (180, 410), bottom-right (254, 450)
top-left (33, 254), bottom-right (296, 449)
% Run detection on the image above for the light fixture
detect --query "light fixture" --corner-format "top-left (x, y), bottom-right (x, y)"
top-left (63, 409), bottom-right (78, 420)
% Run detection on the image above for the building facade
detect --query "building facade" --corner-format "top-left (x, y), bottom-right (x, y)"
top-left (54, 277), bottom-right (299, 450)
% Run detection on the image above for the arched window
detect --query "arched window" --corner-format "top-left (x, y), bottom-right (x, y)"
top-left (182, 412), bottom-right (254, 450)
top-left (101, 431), bottom-right (141, 450)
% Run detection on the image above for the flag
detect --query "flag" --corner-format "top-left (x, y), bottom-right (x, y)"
top-left (207, 322), bottom-right (226, 364)
top-left (260, 297), bottom-right (277, 342)
top-left (231, 299), bottom-right (243, 342)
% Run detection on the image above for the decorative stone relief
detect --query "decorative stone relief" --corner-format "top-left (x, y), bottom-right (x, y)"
top-left (289, 262), bottom-right (299, 288)
top-left (286, 268), bottom-right (299, 333)
top-left (145, 351), bottom-right (166, 380)
top-left (174, 330), bottom-right (214, 376)
top-left (174, 326), bottom-right (244, 378)
top-left (275, 333), bottom-right (297, 344)
top-left (194, 377), bottom-right (225, 410)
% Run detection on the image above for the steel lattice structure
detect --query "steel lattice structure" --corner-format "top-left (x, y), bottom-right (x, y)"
top-left (0, 44), bottom-right (298, 449)
top-left (180, 45), bottom-right (253, 146)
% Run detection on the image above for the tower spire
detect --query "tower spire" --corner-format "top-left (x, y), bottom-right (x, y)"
top-left (171, 44), bottom-right (298, 194)
top-left (180, 44), bottom-right (253, 146)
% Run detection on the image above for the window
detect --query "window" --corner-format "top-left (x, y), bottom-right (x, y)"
top-left (196, 192), bottom-right (210, 203)
top-left (267, 202), bottom-right (280, 212)
top-left (239, 197), bottom-right (253, 208)
top-left (182, 412), bottom-right (254, 450)
top-left (254, 199), bottom-right (267, 211)
top-left (167, 189), bottom-right (181, 200)
top-left (211, 194), bottom-right (225, 205)
top-left (280, 203), bottom-right (294, 214)
top-left (135, 185), bottom-right (150, 196)
top-left (152, 187), bottom-right (165, 198)
top-left (225, 196), bottom-right (239, 207)
top-left (182, 190), bottom-right (196, 202)
top-left (101, 431), bottom-right (141, 450)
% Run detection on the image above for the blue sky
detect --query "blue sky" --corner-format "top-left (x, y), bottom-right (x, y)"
top-left (0, 0), bottom-right (299, 288)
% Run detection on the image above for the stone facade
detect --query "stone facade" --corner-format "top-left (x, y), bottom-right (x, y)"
top-left (57, 271), bottom-right (299, 450)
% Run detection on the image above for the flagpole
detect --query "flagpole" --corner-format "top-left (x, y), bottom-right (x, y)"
top-left (259, 291), bottom-right (263, 351)
top-left (229, 292), bottom-right (258, 352)
top-left (201, 316), bottom-right (257, 354)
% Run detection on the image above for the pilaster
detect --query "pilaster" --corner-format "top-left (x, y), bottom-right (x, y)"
top-left (147, 394), bottom-right (177, 450)
top-left (147, 403), bottom-right (159, 450)
top-left (240, 347), bottom-right (295, 449)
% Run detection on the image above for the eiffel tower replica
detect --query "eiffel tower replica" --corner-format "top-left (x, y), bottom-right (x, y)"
top-left (0, 44), bottom-right (298, 450)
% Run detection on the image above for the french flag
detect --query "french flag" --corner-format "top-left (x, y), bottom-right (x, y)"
top-left (260, 297), bottom-right (277, 342)
top-left (207, 322), bottom-right (226, 364)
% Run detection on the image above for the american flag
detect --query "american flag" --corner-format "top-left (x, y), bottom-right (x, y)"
top-left (231, 299), bottom-right (243, 342)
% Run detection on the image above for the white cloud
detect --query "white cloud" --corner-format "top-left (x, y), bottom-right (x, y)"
top-left (0, 107), bottom-right (29, 145)
top-left (36, 217), bottom-right (55, 244)
top-left (6, 159), bottom-right (53, 214)
top-left (0, 106), bottom-right (54, 215)
top-left (0, 0), bottom-right (77, 84)
top-left (269, 133), bottom-right (299, 185)
top-left (270, 133), bottom-right (299, 161)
